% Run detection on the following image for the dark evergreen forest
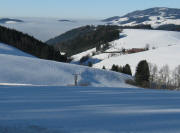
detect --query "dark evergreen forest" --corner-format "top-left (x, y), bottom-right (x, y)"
top-left (0, 25), bottom-right (67, 62)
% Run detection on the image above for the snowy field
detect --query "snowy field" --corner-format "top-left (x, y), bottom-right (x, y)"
top-left (94, 45), bottom-right (180, 74)
top-left (93, 29), bottom-right (180, 73)
top-left (72, 29), bottom-right (180, 74)
top-left (0, 85), bottom-right (180, 133)
top-left (0, 29), bottom-right (180, 132)
top-left (0, 18), bottom-right (103, 41)
top-left (0, 42), bottom-right (132, 87)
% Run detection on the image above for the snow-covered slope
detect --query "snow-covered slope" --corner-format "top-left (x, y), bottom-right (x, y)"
top-left (95, 44), bottom-right (180, 74)
top-left (103, 7), bottom-right (180, 27)
top-left (0, 43), bottom-right (34, 58)
top-left (93, 29), bottom-right (180, 53)
top-left (72, 29), bottom-right (180, 73)
top-left (94, 29), bottom-right (180, 72)
top-left (0, 42), bottom-right (131, 87)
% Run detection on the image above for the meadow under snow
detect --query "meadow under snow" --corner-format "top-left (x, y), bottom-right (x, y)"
top-left (0, 42), bottom-right (131, 87)
top-left (1, 85), bottom-right (180, 133)
top-left (72, 29), bottom-right (180, 74)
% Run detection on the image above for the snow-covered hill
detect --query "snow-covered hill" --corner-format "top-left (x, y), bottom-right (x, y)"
top-left (95, 44), bottom-right (180, 74)
top-left (72, 29), bottom-right (180, 73)
top-left (103, 7), bottom-right (180, 27)
top-left (0, 42), bottom-right (132, 87)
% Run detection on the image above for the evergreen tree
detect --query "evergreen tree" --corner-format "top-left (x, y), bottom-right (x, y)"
top-left (135, 60), bottom-right (150, 86)
top-left (118, 66), bottom-right (123, 73)
top-left (88, 62), bottom-right (93, 67)
top-left (123, 64), bottom-right (132, 76)
top-left (102, 66), bottom-right (106, 70)
top-left (111, 64), bottom-right (118, 72)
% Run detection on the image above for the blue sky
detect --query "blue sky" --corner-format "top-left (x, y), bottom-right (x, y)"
top-left (1, 0), bottom-right (180, 19)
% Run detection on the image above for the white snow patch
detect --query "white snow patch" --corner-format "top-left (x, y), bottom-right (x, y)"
top-left (72, 48), bottom-right (96, 62)
top-left (118, 17), bottom-right (129, 21)
top-left (5, 21), bottom-right (18, 24)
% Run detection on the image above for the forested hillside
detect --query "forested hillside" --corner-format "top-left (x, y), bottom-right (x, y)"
top-left (47, 25), bottom-right (120, 56)
top-left (47, 25), bottom-right (96, 45)
top-left (0, 25), bottom-right (67, 62)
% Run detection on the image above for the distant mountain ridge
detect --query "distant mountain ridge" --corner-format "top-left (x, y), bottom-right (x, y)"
top-left (103, 7), bottom-right (180, 27)
top-left (0, 18), bottom-right (24, 24)
top-left (58, 19), bottom-right (76, 23)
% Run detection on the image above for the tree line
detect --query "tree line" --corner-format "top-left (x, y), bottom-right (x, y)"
top-left (149, 63), bottom-right (180, 89)
top-left (109, 60), bottom-right (180, 90)
top-left (110, 64), bottom-right (132, 76)
top-left (109, 61), bottom-right (150, 88)
top-left (0, 25), bottom-right (67, 62)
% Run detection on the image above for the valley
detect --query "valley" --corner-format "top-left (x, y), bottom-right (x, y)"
top-left (1, 4), bottom-right (180, 133)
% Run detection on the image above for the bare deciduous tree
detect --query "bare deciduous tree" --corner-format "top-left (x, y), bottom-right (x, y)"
top-left (172, 65), bottom-right (180, 87)
top-left (159, 65), bottom-right (170, 86)
top-left (149, 63), bottom-right (158, 83)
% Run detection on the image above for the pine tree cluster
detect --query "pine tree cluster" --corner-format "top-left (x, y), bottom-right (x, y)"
top-left (111, 64), bottom-right (132, 76)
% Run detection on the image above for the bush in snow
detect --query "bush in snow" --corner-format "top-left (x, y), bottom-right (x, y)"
top-left (80, 54), bottom-right (91, 64)
top-left (102, 66), bottom-right (106, 70)
top-left (88, 62), bottom-right (93, 67)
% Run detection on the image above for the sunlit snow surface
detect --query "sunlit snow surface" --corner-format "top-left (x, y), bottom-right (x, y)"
top-left (72, 29), bottom-right (180, 73)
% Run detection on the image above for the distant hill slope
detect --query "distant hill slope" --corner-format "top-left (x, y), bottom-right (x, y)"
top-left (58, 19), bottom-right (75, 23)
top-left (46, 25), bottom-right (120, 56)
top-left (0, 42), bottom-right (132, 87)
top-left (47, 25), bottom-right (95, 45)
top-left (0, 25), bottom-right (67, 62)
top-left (103, 7), bottom-right (180, 27)
top-left (72, 29), bottom-right (180, 73)
top-left (0, 18), bottom-right (24, 24)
